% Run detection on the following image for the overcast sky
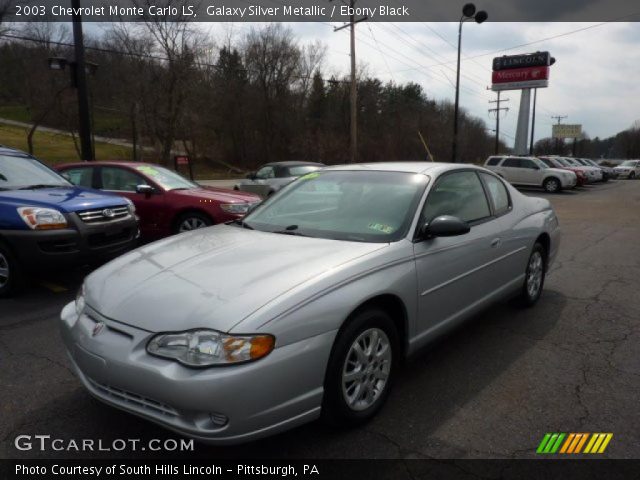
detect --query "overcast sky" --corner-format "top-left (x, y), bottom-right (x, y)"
top-left (208, 21), bottom-right (640, 148)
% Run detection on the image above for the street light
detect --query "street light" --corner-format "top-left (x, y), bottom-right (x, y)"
top-left (451, 3), bottom-right (487, 163)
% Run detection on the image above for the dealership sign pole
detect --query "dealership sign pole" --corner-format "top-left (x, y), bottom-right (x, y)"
top-left (492, 52), bottom-right (554, 155)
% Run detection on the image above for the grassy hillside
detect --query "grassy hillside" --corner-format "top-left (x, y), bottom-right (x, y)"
top-left (0, 123), bottom-right (132, 165)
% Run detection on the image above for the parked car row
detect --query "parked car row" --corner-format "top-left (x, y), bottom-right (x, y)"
top-left (484, 155), bottom-right (621, 193)
top-left (0, 148), bottom-right (261, 296)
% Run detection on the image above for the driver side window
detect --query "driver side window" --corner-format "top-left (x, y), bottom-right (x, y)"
top-left (255, 166), bottom-right (275, 179)
top-left (421, 171), bottom-right (491, 225)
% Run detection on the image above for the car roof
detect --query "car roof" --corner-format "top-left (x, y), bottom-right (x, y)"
top-left (58, 160), bottom-right (162, 169)
top-left (322, 162), bottom-right (490, 175)
top-left (263, 161), bottom-right (325, 167)
top-left (0, 146), bottom-right (31, 158)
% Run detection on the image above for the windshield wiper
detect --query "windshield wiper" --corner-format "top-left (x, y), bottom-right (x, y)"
top-left (17, 184), bottom-right (65, 190)
top-left (229, 219), bottom-right (254, 230)
top-left (272, 225), bottom-right (309, 237)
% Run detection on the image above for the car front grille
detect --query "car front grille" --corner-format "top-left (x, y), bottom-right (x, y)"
top-left (87, 228), bottom-right (133, 248)
top-left (77, 206), bottom-right (129, 223)
top-left (87, 377), bottom-right (178, 417)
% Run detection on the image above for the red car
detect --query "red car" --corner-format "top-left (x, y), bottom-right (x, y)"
top-left (56, 161), bottom-right (261, 239)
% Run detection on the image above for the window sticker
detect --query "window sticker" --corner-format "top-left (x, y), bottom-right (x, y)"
top-left (368, 223), bottom-right (395, 234)
top-left (300, 172), bottom-right (320, 181)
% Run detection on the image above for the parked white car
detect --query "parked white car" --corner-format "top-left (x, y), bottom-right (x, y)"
top-left (562, 158), bottom-right (603, 182)
top-left (484, 156), bottom-right (577, 193)
top-left (613, 160), bottom-right (640, 179)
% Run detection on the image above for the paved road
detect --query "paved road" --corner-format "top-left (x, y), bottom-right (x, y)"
top-left (1, 180), bottom-right (639, 459)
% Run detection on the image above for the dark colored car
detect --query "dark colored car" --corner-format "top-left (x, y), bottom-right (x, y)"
top-left (0, 148), bottom-right (139, 297)
top-left (56, 161), bottom-right (261, 239)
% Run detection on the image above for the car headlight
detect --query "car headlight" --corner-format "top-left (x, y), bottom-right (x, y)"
top-left (17, 206), bottom-right (67, 230)
top-left (147, 329), bottom-right (275, 367)
top-left (123, 198), bottom-right (136, 215)
top-left (220, 203), bottom-right (251, 214)
top-left (75, 285), bottom-right (86, 316)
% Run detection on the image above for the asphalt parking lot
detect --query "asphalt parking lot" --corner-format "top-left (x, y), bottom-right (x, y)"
top-left (1, 179), bottom-right (639, 459)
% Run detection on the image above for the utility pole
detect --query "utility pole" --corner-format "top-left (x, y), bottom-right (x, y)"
top-left (488, 91), bottom-right (509, 155)
top-left (529, 88), bottom-right (537, 155)
top-left (551, 115), bottom-right (567, 155)
top-left (71, 0), bottom-right (93, 161)
top-left (333, 1), bottom-right (367, 163)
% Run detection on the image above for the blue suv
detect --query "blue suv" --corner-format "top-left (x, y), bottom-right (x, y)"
top-left (0, 147), bottom-right (139, 296)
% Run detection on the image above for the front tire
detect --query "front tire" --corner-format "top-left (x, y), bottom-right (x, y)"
top-left (543, 177), bottom-right (561, 193)
top-left (174, 212), bottom-right (213, 234)
top-left (0, 243), bottom-right (22, 298)
top-left (322, 307), bottom-right (399, 426)
top-left (516, 243), bottom-right (546, 307)
top-left (629, 172), bottom-right (636, 180)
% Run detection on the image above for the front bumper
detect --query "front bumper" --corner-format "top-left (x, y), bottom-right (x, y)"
top-left (560, 176), bottom-right (577, 188)
top-left (0, 213), bottom-right (138, 271)
top-left (59, 303), bottom-right (334, 444)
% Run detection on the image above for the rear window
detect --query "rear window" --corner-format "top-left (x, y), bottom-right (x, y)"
top-left (502, 158), bottom-right (521, 168)
top-left (486, 157), bottom-right (502, 166)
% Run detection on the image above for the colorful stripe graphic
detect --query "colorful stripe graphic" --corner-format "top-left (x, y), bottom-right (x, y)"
top-left (537, 433), bottom-right (612, 454)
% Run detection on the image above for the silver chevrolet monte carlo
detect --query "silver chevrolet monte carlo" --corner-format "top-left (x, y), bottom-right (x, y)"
top-left (60, 162), bottom-right (560, 444)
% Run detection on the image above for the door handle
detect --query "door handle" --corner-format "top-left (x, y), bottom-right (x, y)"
top-left (490, 238), bottom-right (501, 248)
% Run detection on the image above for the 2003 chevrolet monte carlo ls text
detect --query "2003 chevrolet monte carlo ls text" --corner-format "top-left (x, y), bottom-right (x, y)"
top-left (60, 162), bottom-right (560, 444)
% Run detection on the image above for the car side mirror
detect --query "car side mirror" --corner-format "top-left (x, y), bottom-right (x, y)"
top-left (246, 172), bottom-right (256, 180)
top-left (421, 215), bottom-right (470, 239)
top-left (136, 184), bottom-right (155, 196)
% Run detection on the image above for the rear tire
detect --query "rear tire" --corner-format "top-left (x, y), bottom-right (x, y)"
top-left (174, 212), bottom-right (213, 234)
top-left (322, 307), bottom-right (399, 427)
top-left (0, 243), bottom-right (23, 298)
top-left (516, 242), bottom-right (546, 308)
top-left (543, 177), bottom-right (561, 193)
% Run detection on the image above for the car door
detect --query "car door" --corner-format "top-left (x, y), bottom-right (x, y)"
top-left (518, 158), bottom-right (542, 185)
top-left (500, 158), bottom-right (525, 184)
top-left (412, 170), bottom-right (508, 344)
top-left (97, 166), bottom-right (165, 236)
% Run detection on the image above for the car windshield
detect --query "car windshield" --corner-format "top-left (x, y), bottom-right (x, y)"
top-left (289, 165), bottom-right (323, 177)
top-left (620, 160), bottom-right (637, 167)
top-left (0, 154), bottom-right (70, 190)
top-left (243, 170), bottom-right (429, 243)
top-left (133, 165), bottom-right (197, 190)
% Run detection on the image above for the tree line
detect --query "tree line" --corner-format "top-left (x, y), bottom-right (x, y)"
top-left (0, 20), bottom-right (511, 170)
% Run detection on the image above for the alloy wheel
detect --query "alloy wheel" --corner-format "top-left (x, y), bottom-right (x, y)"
top-left (341, 328), bottom-right (392, 412)
top-left (178, 217), bottom-right (208, 232)
top-left (0, 252), bottom-right (9, 289)
top-left (545, 179), bottom-right (559, 192)
top-left (526, 251), bottom-right (544, 299)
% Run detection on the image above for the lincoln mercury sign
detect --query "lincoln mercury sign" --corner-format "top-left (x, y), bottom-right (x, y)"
top-left (552, 124), bottom-right (583, 139)
top-left (491, 52), bottom-right (554, 92)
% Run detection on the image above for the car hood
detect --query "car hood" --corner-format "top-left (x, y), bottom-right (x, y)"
top-left (0, 187), bottom-right (127, 213)
top-left (84, 225), bottom-right (386, 333)
top-left (614, 166), bottom-right (632, 170)
top-left (173, 186), bottom-right (260, 203)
